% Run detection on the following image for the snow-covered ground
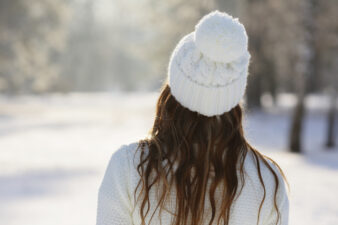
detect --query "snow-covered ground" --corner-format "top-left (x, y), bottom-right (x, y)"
top-left (0, 92), bottom-right (337, 225)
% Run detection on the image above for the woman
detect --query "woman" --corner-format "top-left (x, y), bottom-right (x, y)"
top-left (96, 10), bottom-right (289, 225)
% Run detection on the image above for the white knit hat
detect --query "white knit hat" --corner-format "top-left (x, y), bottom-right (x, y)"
top-left (168, 10), bottom-right (251, 117)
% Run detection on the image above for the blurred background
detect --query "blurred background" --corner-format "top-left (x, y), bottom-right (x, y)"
top-left (0, 0), bottom-right (337, 225)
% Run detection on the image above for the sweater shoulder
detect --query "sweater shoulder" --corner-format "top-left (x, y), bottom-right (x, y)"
top-left (111, 141), bottom-right (141, 164)
top-left (110, 141), bottom-right (143, 172)
top-left (115, 141), bottom-right (140, 156)
top-left (99, 141), bottom-right (142, 199)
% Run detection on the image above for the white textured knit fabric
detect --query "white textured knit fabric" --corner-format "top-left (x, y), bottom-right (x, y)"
top-left (168, 11), bottom-right (251, 117)
top-left (194, 11), bottom-right (248, 63)
top-left (96, 142), bottom-right (289, 225)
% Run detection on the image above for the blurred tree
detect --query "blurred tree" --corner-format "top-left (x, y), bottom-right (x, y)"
top-left (288, 0), bottom-right (338, 152)
top-left (0, 0), bottom-right (70, 94)
top-left (60, 0), bottom-right (103, 92)
top-left (240, 0), bottom-right (286, 109)
top-left (316, 0), bottom-right (338, 148)
top-left (60, 0), bottom-right (153, 92)
top-left (133, 0), bottom-right (214, 89)
top-left (289, 0), bottom-right (318, 153)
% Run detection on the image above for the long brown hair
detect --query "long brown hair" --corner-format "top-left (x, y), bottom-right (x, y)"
top-left (133, 81), bottom-right (288, 225)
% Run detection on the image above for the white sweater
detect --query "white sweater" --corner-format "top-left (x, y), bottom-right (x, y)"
top-left (96, 142), bottom-right (289, 225)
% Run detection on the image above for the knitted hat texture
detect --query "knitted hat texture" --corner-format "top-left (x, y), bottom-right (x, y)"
top-left (168, 10), bottom-right (251, 117)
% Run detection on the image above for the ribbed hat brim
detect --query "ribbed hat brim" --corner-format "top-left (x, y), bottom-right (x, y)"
top-left (168, 63), bottom-right (248, 117)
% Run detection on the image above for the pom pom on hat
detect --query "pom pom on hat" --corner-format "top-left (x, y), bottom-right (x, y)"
top-left (167, 10), bottom-right (251, 117)
top-left (194, 10), bottom-right (248, 63)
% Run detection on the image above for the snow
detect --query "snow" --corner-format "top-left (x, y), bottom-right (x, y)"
top-left (0, 92), bottom-right (337, 225)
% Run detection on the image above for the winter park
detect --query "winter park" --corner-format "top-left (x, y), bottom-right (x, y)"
top-left (1, 1), bottom-right (338, 225)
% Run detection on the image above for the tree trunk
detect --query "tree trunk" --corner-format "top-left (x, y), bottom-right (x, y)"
top-left (245, 32), bottom-right (264, 110)
top-left (289, 91), bottom-right (306, 153)
top-left (288, 0), bottom-right (317, 153)
top-left (326, 90), bottom-right (337, 148)
top-left (246, 73), bottom-right (262, 109)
